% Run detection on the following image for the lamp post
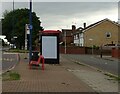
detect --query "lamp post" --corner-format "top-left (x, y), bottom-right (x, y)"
top-left (25, 24), bottom-right (30, 50)
top-left (89, 38), bottom-right (93, 55)
top-left (100, 44), bottom-right (103, 58)
top-left (64, 31), bottom-right (66, 54)
top-left (24, 24), bottom-right (30, 59)
top-left (29, 0), bottom-right (32, 62)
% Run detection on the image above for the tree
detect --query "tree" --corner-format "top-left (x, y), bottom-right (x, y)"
top-left (2, 8), bottom-right (44, 49)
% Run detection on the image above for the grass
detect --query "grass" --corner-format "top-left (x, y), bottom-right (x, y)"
top-left (97, 69), bottom-right (102, 72)
top-left (2, 71), bottom-right (20, 81)
top-left (74, 61), bottom-right (85, 66)
top-left (6, 49), bottom-right (29, 53)
top-left (104, 73), bottom-right (120, 82)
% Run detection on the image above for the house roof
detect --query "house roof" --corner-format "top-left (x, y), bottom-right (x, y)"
top-left (62, 29), bottom-right (72, 32)
top-left (62, 29), bottom-right (72, 36)
top-left (82, 18), bottom-right (120, 32)
top-left (75, 18), bottom-right (120, 34)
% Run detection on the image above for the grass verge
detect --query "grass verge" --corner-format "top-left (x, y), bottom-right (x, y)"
top-left (6, 49), bottom-right (29, 53)
top-left (74, 61), bottom-right (85, 66)
top-left (104, 73), bottom-right (120, 82)
top-left (2, 71), bottom-right (20, 81)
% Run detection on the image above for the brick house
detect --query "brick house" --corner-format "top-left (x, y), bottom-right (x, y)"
top-left (61, 25), bottom-right (76, 45)
top-left (74, 18), bottom-right (120, 47)
top-left (73, 23), bottom-right (86, 46)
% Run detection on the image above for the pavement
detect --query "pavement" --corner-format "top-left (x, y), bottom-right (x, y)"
top-left (60, 55), bottom-right (119, 93)
top-left (2, 53), bottom-right (119, 93)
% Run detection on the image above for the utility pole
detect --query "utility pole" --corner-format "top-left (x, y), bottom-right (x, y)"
top-left (29, 0), bottom-right (32, 62)
top-left (24, 24), bottom-right (29, 59)
top-left (12, 0), bottom-right (14, 35)
top-left (89, 38), bottom-right (93, 55)
top-left (64, 31), bottom-right (66, 54)
top-left (25, 24), bottom-right (30, 50)
top-left (100, 45), bottom-right (103, 58)
top-left (25, 24), bottom-right (27, 50)
top-left (13, 0), bottom-right (14, 11)
top-left (12, 0), bottom-right (15, 48)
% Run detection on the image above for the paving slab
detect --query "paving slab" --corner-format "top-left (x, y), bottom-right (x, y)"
top-left (2, 53), bottom-right (95, 93)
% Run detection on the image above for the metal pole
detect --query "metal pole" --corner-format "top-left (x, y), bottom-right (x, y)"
top-left (65, 31), bottom-right (66, 54)
top-left (29, 0), bottom-right (32, 62)
top-left (25, 24), bottom-right (29, 50)
top-left (89, 38), bottom-right (93, 55)
top-left (100, 45), bottom-right (102, 58)
top-left (92, 45), bottom-right (93, 55)
top-left (13, 0), bottom-right (14, 11)
top-left (78, 34), bottom-right (80, 46)
top-left (25, 24), bottom-right (27, 50)
top-left (12, 0), bottom-right (14, 48)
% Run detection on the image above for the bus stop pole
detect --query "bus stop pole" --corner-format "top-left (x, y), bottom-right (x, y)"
top-left (29, 0), bottom-right (32, 63)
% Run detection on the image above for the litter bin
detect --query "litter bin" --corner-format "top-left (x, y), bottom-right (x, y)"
top-left (31, 51), bottom-right (39, 61)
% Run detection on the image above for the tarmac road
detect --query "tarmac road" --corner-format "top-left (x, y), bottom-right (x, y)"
top-left (2, 52), bottom-right (19, 73)
top-left (61, 54), bottom-right (119, 76)
top-left (60, 54), bottom-right (118, 93)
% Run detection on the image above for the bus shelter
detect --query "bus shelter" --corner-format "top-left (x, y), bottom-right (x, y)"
top-left (40, 30), bottom-right (60, 64)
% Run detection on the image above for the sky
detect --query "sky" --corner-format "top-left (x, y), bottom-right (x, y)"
top-left (1, 1), bottom-right (119, 30)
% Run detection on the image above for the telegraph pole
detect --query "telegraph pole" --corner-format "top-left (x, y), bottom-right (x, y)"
top-left (64, 31), bottom-right (66, 54)
top-left (12, 0), bottom-right (15, 48)
top-left (13, 0), bottom-right (14, 11)
top-left (29, 0), bottom-right (32, 62)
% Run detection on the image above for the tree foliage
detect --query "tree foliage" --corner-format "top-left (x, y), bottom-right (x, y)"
top-left (2, 8), bottom-right (44, 49)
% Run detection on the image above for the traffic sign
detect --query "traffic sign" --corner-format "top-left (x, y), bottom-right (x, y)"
top-left (28, 24), bottom-right (33, 30)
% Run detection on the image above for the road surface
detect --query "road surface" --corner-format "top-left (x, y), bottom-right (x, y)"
top-left (2, 52), bottom-right (19, 73)
top-left (61, 54), bottom-right (118, 76)
top-left (60, 54), bottom-right (118, 92)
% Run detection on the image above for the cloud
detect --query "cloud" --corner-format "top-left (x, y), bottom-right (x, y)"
top-left (1, 0), bottom-right (119, 2)
top-left (33, 2), bottom-right (117, 15)
top-left (1, 2), bottom-right (118, 30)
top-left (32, 2), bottom-right (118, 29)
top-left (37, 3), bottom-right (118, 29)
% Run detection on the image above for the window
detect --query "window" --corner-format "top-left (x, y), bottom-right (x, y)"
top-left (76, 34), bottom-right (77, 39)
top-left (74, 35), bottom-right (76, 39)
top-left (77, 34), bottom-right (79, 39)
top-left (106, 32), bottom-right (111, 38)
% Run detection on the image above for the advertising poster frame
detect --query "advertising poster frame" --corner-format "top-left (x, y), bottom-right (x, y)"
top-left (40, 34), bottom-right (59, 64)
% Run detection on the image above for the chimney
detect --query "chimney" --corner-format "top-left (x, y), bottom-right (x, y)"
top-left (83, 23), bottom-right (86, 28)
top-left (72, 25), bottom-right (76, 32)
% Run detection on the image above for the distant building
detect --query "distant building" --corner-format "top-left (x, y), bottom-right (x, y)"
top-left (61, 25), bottom-right (76, 45)
top-left (0, 35), bottom-right (10, 47)
top-left (73, 25), bottom-right (85, 47)
top-left (73, 18), bottom-right (120, 47)
top-left (0, 35), bottom-right (9, 44)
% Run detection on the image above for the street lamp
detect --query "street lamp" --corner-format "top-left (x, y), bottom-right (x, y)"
top-left (64, 31), bottom-right (66, 54)
top-left (89, 38), bottom-right (93, 55)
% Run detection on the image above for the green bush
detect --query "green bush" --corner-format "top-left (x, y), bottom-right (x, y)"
top-left (90, 45), bottom-right (99, 49)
